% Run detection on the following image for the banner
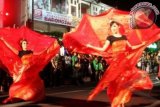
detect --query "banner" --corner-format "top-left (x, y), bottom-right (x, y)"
top-left (34, 9), bottom-right (74, 26)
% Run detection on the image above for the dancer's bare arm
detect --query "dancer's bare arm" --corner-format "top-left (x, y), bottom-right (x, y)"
top-left (0, 36), bottom-right (18, 55)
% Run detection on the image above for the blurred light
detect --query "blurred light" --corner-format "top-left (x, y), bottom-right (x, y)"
top-left (147, 43), bottom-right (157, 49)
top-left (5, 12), bottom-right (9, 16)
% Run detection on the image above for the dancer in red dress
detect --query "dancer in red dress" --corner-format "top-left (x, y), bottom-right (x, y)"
top-left (87, 21), bottom-right (152, 107)
top-left (63, 8), bottom-right (160, 107)
top-left (0, 27), bottom-right (60, 103)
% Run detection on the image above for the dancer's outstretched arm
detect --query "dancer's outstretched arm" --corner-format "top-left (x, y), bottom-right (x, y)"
top-left (127, 41), bottom-right (145, 50)
top-left (0, 36), bottom-right (18, 55)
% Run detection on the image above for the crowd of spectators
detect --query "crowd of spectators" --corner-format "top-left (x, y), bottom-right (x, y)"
top-left (0, 49), bottom-right (159, 92)
top-left (137, 51), bottom-right (159, 74)
top-left (40, 52), bottom-right (108, 87)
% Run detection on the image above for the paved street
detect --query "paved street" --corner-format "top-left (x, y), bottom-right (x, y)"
top-left (0, 75), bottom-right (160, 107)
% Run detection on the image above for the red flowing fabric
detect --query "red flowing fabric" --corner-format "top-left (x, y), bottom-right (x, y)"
top-left (63, 8), bottom-right (160, 106)
top-left (0, 27), bottom-right (60, 102)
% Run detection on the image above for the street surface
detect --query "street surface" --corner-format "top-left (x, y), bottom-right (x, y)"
top-left (0, 74), bottom-right (160, 107)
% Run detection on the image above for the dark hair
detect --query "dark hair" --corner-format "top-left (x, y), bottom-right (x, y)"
top-left (110, 21), bottom-right (121, 27)
top-left (20, 39), bottom-right (28, 45)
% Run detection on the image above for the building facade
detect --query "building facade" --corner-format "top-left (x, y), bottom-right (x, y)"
top-left (0, 0), bottom-right (28, 28)
top-left (28, 0), bottom-right (112, 32)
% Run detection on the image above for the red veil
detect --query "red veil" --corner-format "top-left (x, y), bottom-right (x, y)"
top-left (63, 8), bottom-right (160, 106)
top-left (0, 27), bottom-right (60, 102)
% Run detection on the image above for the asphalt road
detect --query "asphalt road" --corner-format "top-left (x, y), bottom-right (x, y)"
top-left (0, 77), bottom-right (160, 107)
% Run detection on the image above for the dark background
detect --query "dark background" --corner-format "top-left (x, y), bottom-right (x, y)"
top-left (100, 0), bottom-right (160, 27)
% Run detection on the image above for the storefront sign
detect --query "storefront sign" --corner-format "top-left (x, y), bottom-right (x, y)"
top-left (34, 9), bottom-right (72, 26)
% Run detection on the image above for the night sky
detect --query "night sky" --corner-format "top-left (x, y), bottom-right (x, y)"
top-left (100, 0), bottom-right (160, 27)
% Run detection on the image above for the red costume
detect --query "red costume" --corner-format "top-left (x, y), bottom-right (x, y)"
top-left (63, 8), bottom-right (160, 106)
top-left (0, 27), bottom-right (60, 103)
